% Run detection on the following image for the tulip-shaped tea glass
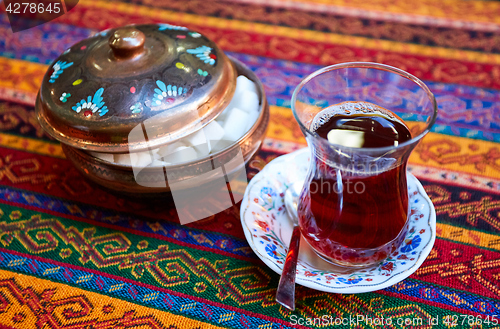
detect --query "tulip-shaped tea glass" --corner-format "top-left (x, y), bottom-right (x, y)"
top-left (291, 62), bottom-right (437, 268)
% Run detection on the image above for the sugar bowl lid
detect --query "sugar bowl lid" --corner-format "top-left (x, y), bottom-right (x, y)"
top-left (36, 24), bottom-right (236, 153)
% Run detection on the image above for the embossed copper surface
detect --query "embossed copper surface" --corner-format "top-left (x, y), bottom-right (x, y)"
top-left (61, 58), bottom-right (269, 194)
top-left (36, 24), bottom-right (236, 153)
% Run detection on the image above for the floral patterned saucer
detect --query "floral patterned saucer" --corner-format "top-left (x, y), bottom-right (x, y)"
top-left (240, 148), bottom-right (436, 293)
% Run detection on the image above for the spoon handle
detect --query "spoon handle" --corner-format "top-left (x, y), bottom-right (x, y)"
top-left (275, 225), bottom-right (301, 311)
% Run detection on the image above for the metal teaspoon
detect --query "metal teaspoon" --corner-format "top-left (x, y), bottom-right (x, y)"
top-left (275, 181), bottom-right (303, 311)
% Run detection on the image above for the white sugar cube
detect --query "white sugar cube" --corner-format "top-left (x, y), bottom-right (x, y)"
top-left (218, 97), bottom-right (239, 122)
top-left (236, 75), bottom-right (258, 95)
top-left (218, 75), bottom-right (259, 121)
top-left (216, 107), bottom-right (231, 122)
top-left (114, 153), bottom-right (133, 166)
top-left (131, 151), bottom-right (154, 168)
top-left (161, 145), bottom-right (198, 164)
top-left (157, 141), bottom-right (187, 158)
top-left (204, 120), bottom-right (225, 143)
top-left (245, 109), bottom-right (260, 132)
top-left (210, 138), bottom-right (233, 154)
top-left (89, 151), bottom-right (114, 163)
top-left (221, 107), bottom-right (249, 142)
top-left (203, 120), bottom-right (226, 154)
top-left (327, 130), bottom-right (365, 148)
top-left (152, 148), bottom-right (163, 159)
top-left (184, 128), bottom-right (211, 156)
top-left (226, 91), bottom-right (243, 111)
top-left (237, 90), bottom-right (259, 114)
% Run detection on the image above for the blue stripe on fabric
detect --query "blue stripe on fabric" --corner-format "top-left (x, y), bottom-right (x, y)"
top-left (385, 280), bottom-right (500, 316)
top-left (0, 16), bottom-right (93, 65)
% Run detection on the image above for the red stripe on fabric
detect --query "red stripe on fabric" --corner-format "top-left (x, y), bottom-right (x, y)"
top-left (410, 239), bottom-right (500, 300)
top-left (0, 324), bottom-right (18, 329)
top-left (0, 146), bottom-right (248, 240)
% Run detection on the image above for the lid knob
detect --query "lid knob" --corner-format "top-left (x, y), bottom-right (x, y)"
top-left (109, 27), bottom-right (146, 59)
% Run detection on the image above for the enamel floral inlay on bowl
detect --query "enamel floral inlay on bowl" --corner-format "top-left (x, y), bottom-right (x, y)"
top-left (36, 24), bottom-right (236, 153)
top-left (240, 148), bottom-right (436, 293)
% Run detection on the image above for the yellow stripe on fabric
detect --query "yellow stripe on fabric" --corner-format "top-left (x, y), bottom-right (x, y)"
top-left (437, 223), bottom-right (500, 251)
top-left (0, 57), bottom-right (46, 96)
top-left (268, 105), bottom-right (500, 178)
top-left (0, 133), bottom-right (65, 158)
top-left (0, 270), bottom-right (224, 329)
top-left (81, 0), bottom-right (500, 65)
top-left (411, 131), bottom-right (500, 178)
top-left (268, 105), bottom-right (306, 145)
top-left (275, 0), bottom-right (500, 25)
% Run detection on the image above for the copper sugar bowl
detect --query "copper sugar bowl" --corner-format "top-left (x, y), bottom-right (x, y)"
top-left (36, 24), bottom-right (269, 195)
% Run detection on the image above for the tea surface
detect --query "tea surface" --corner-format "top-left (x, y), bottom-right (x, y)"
top-left (313, 101), bottom-right (412, 148)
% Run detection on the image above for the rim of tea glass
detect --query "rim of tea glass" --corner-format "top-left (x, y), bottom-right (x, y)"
top-left (291, 62), bottom-right (438, 153)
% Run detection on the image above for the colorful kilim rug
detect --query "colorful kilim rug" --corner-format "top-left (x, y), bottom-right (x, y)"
top-left (1, 0), bottom-right (500, 328)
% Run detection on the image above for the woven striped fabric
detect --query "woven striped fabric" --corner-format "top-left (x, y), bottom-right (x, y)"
top-left (0, 0), bottom-right (500, 328)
